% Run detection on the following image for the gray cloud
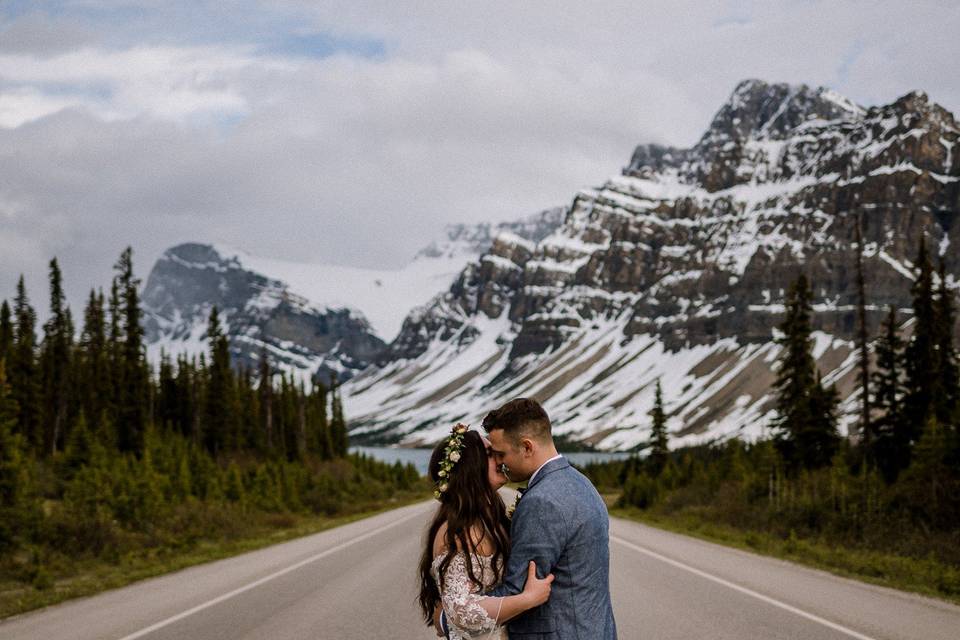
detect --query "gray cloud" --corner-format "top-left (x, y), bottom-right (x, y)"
top-left (0, 12), bottom-right (100, 56)
top-left (1, 1), bottom-right (958, 326)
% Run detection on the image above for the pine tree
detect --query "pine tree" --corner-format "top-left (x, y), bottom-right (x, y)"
top-left (224, 462), bottom-right (246, 506)
top-left (0, 360), bottom-right (33, 552)
top-left (854, 214), bottom-right (871, 447)
top-left (803, 370), bottom-right (841, 468)
top-left (933, 261), bottom-right (959, 426)
top-left (10, 276), bottom-right (42, 452)
top-left (78, 289), bottom-right (111, 433)
top-left (62, 411), bottom-right (105, 482)
top-left (869, 305), bottom-right (906, 481)
top-left (280, 373), bottom-right (298, 460)
top-left (156, 349), bottom-right (177, 430)
top-left (898, 416), bottom-right (957, 528)
top-left (329, 375), bottom-right (349, 457)
top-left (204, 306), bottom-right (234, 454)
top-left (236, 364), bottom-right (258, 451)
top-left (40, 258), bottom-right (74, 456)
top-left (297, 379), bottom-right (307, 459)
top-left (313, 380), bottom-right (331, 459)
top-left (0, 300), bottom-right (12, 366)
top-left (648, 378), bottom-right (669, 475)
top-left (113, 248), bottom-right (148, 453)
top-left (772, 274), bottom-right (839, 469)
top-left (258, 347), bottom-right (274, 455)
top-left (902, 236), bottom-right (937, 455)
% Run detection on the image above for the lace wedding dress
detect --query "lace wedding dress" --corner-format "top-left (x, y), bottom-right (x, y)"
top-left (431, 551), bottom-right (508, 640)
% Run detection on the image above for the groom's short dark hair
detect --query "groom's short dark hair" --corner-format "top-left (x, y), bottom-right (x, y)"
top-left (482, 397), bottom-right (552, 444)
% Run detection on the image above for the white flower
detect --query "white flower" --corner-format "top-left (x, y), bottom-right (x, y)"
top-left (449, 451), bottom-right (461, 463)
top-left (439, 482), bottom-right (448, 493)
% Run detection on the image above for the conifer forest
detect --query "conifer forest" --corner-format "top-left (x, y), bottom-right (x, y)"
top-left (583, 234), bottom-right (960, 600)
top-left (0, 247), bottom-right (423, 614)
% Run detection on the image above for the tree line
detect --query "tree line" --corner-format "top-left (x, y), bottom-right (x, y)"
top-left (0, 248), bottom-right (349, 461)
top-left (0, 247), bottom-right (422, 597)
top-left (583, 230), bottom-right (960, 594)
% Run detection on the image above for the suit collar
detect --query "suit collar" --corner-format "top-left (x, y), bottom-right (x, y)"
top-left (525, 455), bottom-right (568, 491)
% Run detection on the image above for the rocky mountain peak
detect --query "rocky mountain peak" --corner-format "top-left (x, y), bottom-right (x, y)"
top-left (345, 79), bottom-right (959, 450)
top-left (143, 242), bottom-right (386, 384)
top-left (704, 79), bottom-right (864, 143)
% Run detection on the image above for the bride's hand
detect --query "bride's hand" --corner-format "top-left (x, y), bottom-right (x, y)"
top-left (521, 560), bottom-right (554, 607)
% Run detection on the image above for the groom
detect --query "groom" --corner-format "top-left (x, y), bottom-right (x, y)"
top-left (482, 397), bottom-right (617, 638)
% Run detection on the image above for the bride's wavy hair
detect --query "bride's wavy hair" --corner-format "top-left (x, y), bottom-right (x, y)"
top-left (417, 429), bottom-right (510, 626)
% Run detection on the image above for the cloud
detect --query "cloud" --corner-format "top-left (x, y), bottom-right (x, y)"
top-left (0, 1), bottom-right (957, 326)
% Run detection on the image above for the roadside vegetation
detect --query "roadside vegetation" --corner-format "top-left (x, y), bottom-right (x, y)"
top-left (583, 235), bottom-right (960, 603)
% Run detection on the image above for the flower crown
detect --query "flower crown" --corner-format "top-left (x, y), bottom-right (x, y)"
top-left (434, 423), bottom-right (469, 499)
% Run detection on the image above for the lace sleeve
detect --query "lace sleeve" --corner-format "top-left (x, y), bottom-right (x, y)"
top-left (437, 553), bottom-right (499, 633)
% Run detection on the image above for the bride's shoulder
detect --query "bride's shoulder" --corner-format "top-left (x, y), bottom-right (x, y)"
top-left (432, 522), bottom-right (494, 557)
top-left (432, 521), bottom-right (449, 557)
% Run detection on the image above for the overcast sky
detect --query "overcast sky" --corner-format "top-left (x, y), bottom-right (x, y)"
top-left (1, 0), bottom-right (958, 324)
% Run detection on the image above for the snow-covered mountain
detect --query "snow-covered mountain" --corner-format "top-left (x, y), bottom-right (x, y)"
top-left (142, 209), bottom-right (565, 382)
top-left (343, 79), bottom-right (960, 450)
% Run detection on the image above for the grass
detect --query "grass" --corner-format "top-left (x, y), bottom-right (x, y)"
top-left (0, 492), bottom-right (430, 620)
top-left (605, 496), bottom-right (960, 607)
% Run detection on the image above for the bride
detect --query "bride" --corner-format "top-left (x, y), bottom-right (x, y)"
top-left (417, 424), bottom-right (553, 639)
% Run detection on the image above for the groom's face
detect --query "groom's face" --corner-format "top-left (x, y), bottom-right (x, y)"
top-left (486, 428), bottom-right (534, 482)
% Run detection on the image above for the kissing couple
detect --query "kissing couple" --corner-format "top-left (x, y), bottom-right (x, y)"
top-left (417, 398), bottom-right (618, 639)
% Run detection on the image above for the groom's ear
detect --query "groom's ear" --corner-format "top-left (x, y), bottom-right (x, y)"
top-left (520, 437), bottom-right (536, 456)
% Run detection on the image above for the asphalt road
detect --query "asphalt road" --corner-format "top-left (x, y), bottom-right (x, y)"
top-left (2, 497), bottom-right (958, 639)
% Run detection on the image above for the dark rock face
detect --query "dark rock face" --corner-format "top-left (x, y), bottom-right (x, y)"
top-left (143, 243), bottom-right (385, 382)
top-left (388, 79), bottom-right (960, 359)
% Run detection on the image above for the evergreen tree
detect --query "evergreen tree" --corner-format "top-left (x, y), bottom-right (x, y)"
top-left (869, 305), bottom-right (907, 481)
top-left (10, 276), bottom-right (42, 452)
top-left (329, 375), bottom-right (348, 457)
top-left (803, 370), bottom-right (841, 468)
top-left (772, 274), bottom-right (839, 469)
top-left (204, 306), bottom-right (235, 454)
top-left (113, 248), bottom-right (148, 453)
top-left (107, 276), bottom-right (122, 425)
top-left (40, 258), bottom-right (74, 455)
top-left (297, 379), bottom-right (308, 459)
top-left (898, 416), bottom-right (958, 528)
top-left (902, 236), bottom-right (937, 455)
top-left (156, 349), bottom-right (177, 430)
top-left (280, 373), bottom-right (298, 460)
top-left (933, 261), bottom-right (959, 426)
top-left (238, 364), bottom-right (259, 451)
top-left (854, 214), bottom-right (871, 447)
top-left (78, 289), bottom-right (111, 433)
top-left (224, 462), bottom-right (245, 504)
top-left (313, 380), bottom-right (331, 459)
top-left (0, 360), bottom-right (37, 552)
top-left (648, 378), bottom-right (669, 475)
top-left (62, 411), bottom-right (105, 482)
top-left (0, 300), bottom-right (12, 366)
top-left (258, 347), bottom-right (274, 454)
top-left (173, 353), bottom-right (196, 440)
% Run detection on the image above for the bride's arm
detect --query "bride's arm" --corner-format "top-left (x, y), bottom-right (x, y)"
top-left (476, 561), bottom-right (552, 624)
top-left (439, 558), bottom-right (552, 631)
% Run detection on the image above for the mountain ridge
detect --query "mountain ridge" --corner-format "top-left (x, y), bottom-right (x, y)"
top-left (342, 79), bottom-right (959, 450)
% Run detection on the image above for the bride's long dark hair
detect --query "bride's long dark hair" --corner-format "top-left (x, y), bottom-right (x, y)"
top-left (417, 429), bottom-right (510, 626)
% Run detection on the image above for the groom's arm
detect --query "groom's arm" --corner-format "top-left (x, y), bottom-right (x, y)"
top-left (487, 494), bottom-right (565, 598)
